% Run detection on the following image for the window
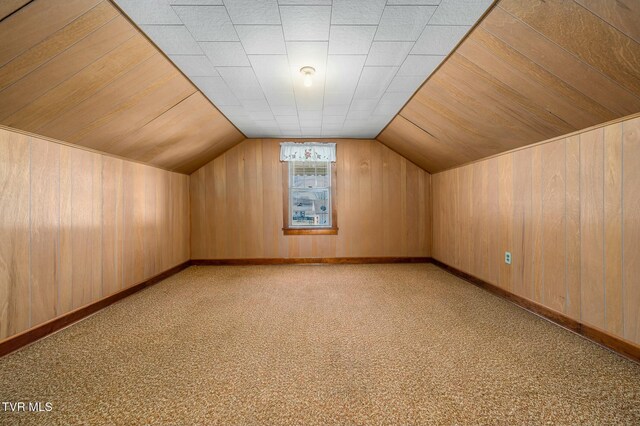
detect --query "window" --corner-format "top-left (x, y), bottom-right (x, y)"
top-left (280, 142), bottom-right (337, 235)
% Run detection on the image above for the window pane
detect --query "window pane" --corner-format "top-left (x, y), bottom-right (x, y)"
top-left (288, 161), bottom-right (332, 227)
top-left (291, 188), bottom-right (330, 226)
top-left (291, 161), bottom-right (329, 189)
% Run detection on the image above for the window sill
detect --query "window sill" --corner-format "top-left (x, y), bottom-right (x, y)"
top-left (282, 227), bottom-right (338, 236)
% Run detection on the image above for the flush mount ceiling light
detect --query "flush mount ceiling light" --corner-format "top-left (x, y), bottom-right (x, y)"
top-left (300, 66), bottom-right (315, 88)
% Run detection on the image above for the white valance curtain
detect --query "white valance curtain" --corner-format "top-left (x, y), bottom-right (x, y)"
top-left (280, 142), bottom-right (336, 162)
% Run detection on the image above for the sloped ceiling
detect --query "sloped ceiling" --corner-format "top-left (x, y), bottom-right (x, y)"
top-left (113, 0), bottom-right (493, 139)
top-left (378, 0), bottom-right (640, 173)
top-left (0, 0), bottom-right (244, 174)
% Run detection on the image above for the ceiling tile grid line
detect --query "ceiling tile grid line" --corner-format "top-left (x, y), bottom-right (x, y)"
top-left (113, 0), bottom-right (493, 138)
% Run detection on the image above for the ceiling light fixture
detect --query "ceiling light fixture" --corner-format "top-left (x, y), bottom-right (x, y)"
top-left (300, 66), bottom-right (315, 87)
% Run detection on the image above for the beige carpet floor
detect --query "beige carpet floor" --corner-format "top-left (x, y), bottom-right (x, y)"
top-left (0, 264), bottom-right (639, 425)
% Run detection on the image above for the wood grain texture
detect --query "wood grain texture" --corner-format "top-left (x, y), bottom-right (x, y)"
top-left (431, 115), bottom-right (640, 345)
top-left (0, 0), bottom-right (30, 21)
top-left (30, 138), bottom-right (60, 325)
top-left (0, 126), bottom-right (190, 342)
top-left (576, 0), bottom-right (640, 43)
top-left (0, 130), bottom-right (30, 339)
top-left (102, 156), bottom-right (124, 296)
top-left (0, 0), bottom-right (243, 173)
top-left (565, 135), bottom-right (581, 320)
top-left (511, 149), bottom-right (531, 299)
top-left (378, 0), bottom-right (640, 173)
top-left (604, 123), bottom-right (623, 336)
top-left (190, 139), bottom-right (430, 259)
top-left (623, 117), bottom-right (640, 342)
top-left (541, 139), bottom-right (566, 313)
top-left (580, 128), bottom-right (605, 329)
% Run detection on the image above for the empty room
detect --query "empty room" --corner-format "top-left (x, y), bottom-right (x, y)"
top-left (1, 0), bottom-right (639, 424)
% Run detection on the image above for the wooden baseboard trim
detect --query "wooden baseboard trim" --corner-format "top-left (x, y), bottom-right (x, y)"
top-left (429, 258), bottom-right (640, 364)
top-left (0, 261), bottom-right (191, 358)
top-left (192, 257), bottom-right (431, 265)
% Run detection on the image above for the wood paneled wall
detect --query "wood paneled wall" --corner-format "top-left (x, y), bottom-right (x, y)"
top-left (431, 115), bottom-right (640, 345)
top-left (191, 139), bottom-right (431, 259)
top-left (0, 0), bottom-right (244, 174)
top-left (0, 127), bottom-right (189, 341)
top-left (378, 0), bottom-right (640, 173)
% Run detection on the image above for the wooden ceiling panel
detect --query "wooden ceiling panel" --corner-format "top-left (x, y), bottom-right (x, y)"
top-left (377, 116), bottom-right (470, 172)
top-left (0, 16), bottom-right (136, 121)
top-left (499, 0), bottom-right (640, 94)
top-left (575, 0), bottom-right (640, 43)
top-left (480, 6), bottom-right (640, 118)
top-left (42, 54), bottom-right (194, 144)
top-left (116, 93), bottom-right (246, 174)
top-left (0, 0), bottom-right (244, 173)
top-left (0, 0), bottom-right (102, 66)
top-left (0, 0), bottom-right (30, 21)
top-left (378, 0), bottom-right (640, 173)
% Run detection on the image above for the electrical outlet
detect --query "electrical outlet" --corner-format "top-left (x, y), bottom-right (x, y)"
top-left (505, 251), bottom-right (512, 265)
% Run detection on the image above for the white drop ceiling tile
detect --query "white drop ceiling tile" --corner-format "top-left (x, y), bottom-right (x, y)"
top-left (300, 126), bottom-right (322, 134)
top-left (299, 118), bottom-right (321, 126)
top-left (141, 25), bottom-right (202, 55)
top-left (328, 26), bottom-right (376, 54)
top-left (325, 55), bottom-right (366, 95)
top-left (346, 109), bottom-right (373, 120)
top-left (248, 110), bottom-right (275, 120)
top-left (271, 105), bottom-right (299, 115)
top-left (191, 76), bottom-right (241, 105)
top-left (398, 54), bottom-right (444, 75)
top-left (115, 0), bottom-right (181, 24)
top-left (322, 116), bottom-right (345, 124)
top-left (266, 92), bottom-right (298, 107)
top-left (386, 0), bottom-right (441, 4)
top-left (278, 0), bottom-right (331, 4)
top-left (254, 119), bottom-right (280, 128)
top-left (365, 42), bottom-right (413, 66)
top-left (323, 92), bottom-right (353, 106)
top-left (429, 0), bottom-right (492, 25)
top-left (355, 66), bottom-right (397, 91)
top-left (411, 25), bottom-right (469, 54)
top-left (358, 67), bottom-right (399, 87)
top-left (275, 116), bottom-right (300, 125)
top-left (200, 42), bottom-right (250, 66)
top-left (350, 99), bottom-right (378, 111)
top-left (298, 110), bottom-right (323, 120)
top-left (373, 92), bottom-right (410, 115)
top-left (280, 124), bottom-right (301, 130)
top-left (224, 0), bottom-right (281, 24)
top-left (218, 67), bottom-right (265, 100)
top-left (286, 41), bottom-right (328, 85)
top-left (170, 0), bottom-right (223, 4)
top-left (241, 98), bottom-right (272, 111)
top-left (323, 105), bottom-right (349, 115)
top-left (375, 6), bottom-right (436, 41)
top-left (387, 74), bottom-right (426, 92)
top-left (237, 26), bottom-right (286, 54)
top-left (281, 6), bottom-right (331, 41)
top-left (287, 42), bottom-right (328, 110)
top-left (249, 55), bottom-right (295, 98)
top-left (172, 6), bottom-right (237, 41)
top-left (169, 55), bottom-right (219, 76)
top-left (332, 0), bottom-right (386, 24)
